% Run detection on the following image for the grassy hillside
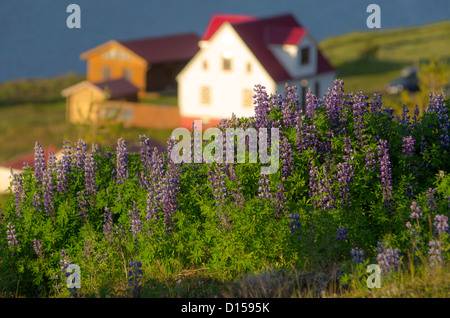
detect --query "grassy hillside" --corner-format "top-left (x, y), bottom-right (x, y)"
top-left (319, 20), bottom-right (450, 110)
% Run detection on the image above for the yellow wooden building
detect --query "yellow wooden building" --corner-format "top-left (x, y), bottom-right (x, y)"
top-left (80, 33), bottom-right (200, 95)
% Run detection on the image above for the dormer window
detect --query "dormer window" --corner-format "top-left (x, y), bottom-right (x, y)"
top-left (300, 47), bottom-right (310, 65)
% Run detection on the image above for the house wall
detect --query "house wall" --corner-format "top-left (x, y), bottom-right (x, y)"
top-left (67, 87), bottom-right (105, 124)
top-left (177, 23), bottom-right (276, 128)
top-left (0, 166), bottom-right (21, 193)
top-left (146, 61), bottom-right (189, 92)
top-left (85, 42), bottom-right (148, 92)
top-left (100, 101), bottom-right (180, 129)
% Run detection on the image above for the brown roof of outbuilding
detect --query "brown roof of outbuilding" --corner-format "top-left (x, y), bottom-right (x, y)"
top-left (119, 33), bottom-right (200, 64)
top-left (93, 78), bottom-right (139, 99)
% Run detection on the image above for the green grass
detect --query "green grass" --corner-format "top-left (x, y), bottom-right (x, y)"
top-left (319, 20), bottom-right (450, 111)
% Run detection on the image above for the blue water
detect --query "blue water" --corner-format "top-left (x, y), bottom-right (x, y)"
top-left (0, 0), bottom-right (449, 82)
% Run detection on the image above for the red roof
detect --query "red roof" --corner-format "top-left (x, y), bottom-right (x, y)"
top-left (120, 33), bottom-right (200, 64)
top-left (2, 146), bottom-right (60, 170)
top-left (93, 78), bottom-right (139, 99)
top-left (202, 13), bottom-right (335, 82)
top-left (200, 14), bottom-right (256, 41)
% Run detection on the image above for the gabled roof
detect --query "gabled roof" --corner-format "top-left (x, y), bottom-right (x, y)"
top-left (62, 79), bottom-right (139, 99)
top-left (202, 13), bottom-right (335, 82)
top-left (200, 14), bottom-right (256, 41)
top-left (119, 33), bottom-right (200, 64)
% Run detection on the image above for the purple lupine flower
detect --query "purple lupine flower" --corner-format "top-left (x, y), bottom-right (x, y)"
top-left (376, 242), bottom-right (401, 275)
top-left (208, 164), bottom-right (228, 211)
top-left (103, 207), bottom-right (113, 239)
top-left (305, 89), bottom-right (321, 119)
top-left (33, 239), bottom-right (43, 257)
top-left (84, 153), bottom-right (96, 196)
top-left (55, 160), bottom-right (68, 193)
top-left (77, 190), bottom-right (88, 220)
top-left (312, 159), bottom-right (335, 210)
top-left (258, 174), bottom-right (272, 200)
top-left (161, 139), bottom-right (181, 233)
top-left (116, 137), bottom-right (129, 185)
top-left (336, 226), bottom-right (348, 241)
top-left (428, 240), bottom-right (443, 267)
top-left (288, 213), bottom-right (301, 233)
top-left (370, 92), bottom-right (383, 114)
top-left (426, 93), bottom-right (449, 148)
top-left (336, 137), bottom-right (354, 206)
top-left (62, 141), bottom-right (73, 169)
top-left (6, 222), bottom-right (19, 247)
top-left (409, 201), bottom-right (423, 219)
top-left (352, 91), bottom-right (368, 146)
top-left (399, 104), bottom-right (411, 127)
top-left (426, 188), bottom-right (438, 212)
top-left (402, 135), bottom-right (415, 157)
top-left (34, 141), bottom-right (45, 186)
top-left (364, 147), bottom-right (377, 172)
top-left (42, 169), bottom-right (54, 217)
top-left (31, 189), bottom-right (43, 213)
top-left (12, 173), bottom-right (24, 217)
top-left (59, 249), bottom-right (72, 275)
top-left (144, 148), bottom-right (166, 225)
top-left (253, 84), bottom-right (272, 129)
top-left (74, 139), bottom-right (87, 170)
top-left (281, 84), bottom-right (299, 127)
top-left (323, 79), bottom-right (346, 134)
top-left (280, 133), bottom-right (294, 182)
top-left (350, 247), bottom-right (365, 265)
top-left (128, 259), bottom-right (143, 297)
top-left (433, 214), bottom-right (448, 236)
top-left (129, 202), bottom-right (142, 238)
top-left (377, 139), bottom-right (393, 205)
top-left (139, 135), bottom-right (153, 190)
top-left (296, 119), bottom-right (318, 153)
top-left (47, 152), bottom-right (57, 171)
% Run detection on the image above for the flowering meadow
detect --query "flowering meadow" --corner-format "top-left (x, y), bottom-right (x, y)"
top-left (0, 80), bottom-right (449, 297)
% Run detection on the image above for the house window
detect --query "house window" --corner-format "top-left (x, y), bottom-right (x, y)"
top-left (123, 69), bottom-right (132, 81)
top-left (301, 85), bottom-right (307, 111)
top-left (315, 81), bottom-right (320, 96)
top-left (222, 57), bottom-right (232, 71)
top-left (102, 67), bottom-right (111, 79)
top-left (200, 86), bottom-right (211, 105)
top-left (242, 89), bottom-right (253, 108)
top-left (300, 47), bottom-right (310, 65)
top-left (246, 62), bottom-right (252, 73)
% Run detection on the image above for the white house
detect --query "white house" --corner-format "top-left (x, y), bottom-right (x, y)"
top-left (176, 13), bottom-right (336, 129)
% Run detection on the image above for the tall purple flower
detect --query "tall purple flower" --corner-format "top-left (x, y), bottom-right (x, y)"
top-left (409, 201), bottom-right (423, 219)
top-left (253, 85), bottom-right (271, 129)
top-left (42, 169), bottom-right (54, 217)
top-left (402, 135), bottom-right (415, 157)
top-left (281, 84), bottom-right (299, 127)
top-left (364, 147), bottom-right (377, 172)
top-left (84, 153), bottom-right (96, 196)
top-left (258, 174), bottom-right (272, 200)
top-left (6, 222), bottom-right (19, 247)
top-left (280, 133), bottom-right (294, 182)
top-left (376, 242), bottom-right (401, 275)
top-left (33, 239), bottom-right (44, 257)
top-left (350, 247), bottom-right (365, 265)
top-left (74, 139), bottom-right (87, 170)
top-left (323, 79), bottom-right (346, 134)
top-left (336, 137), bottom-right (354, 206)
top-left (77, 190), bottom-right (88, 220)
top-left (426, 188), bottom-right (438, 212)
top-left (426, 93), bottom-right (449, 148)
top-left (433, 214), bottom-right (448, 236)
top-left (428, 240), bottom-right (443, 267)
top-left (352, 91), bottom-right (368, 146)
top-left (116, 137), bottom-right (129, 185)
top-left (336, 226), bottom-right (348, 241)
top-left (103, 207), bottom-right (114, 239)
top-left (377, 139), bottom-right (393, 205)
top-left (34, 141), bottom-right (45, 186)
top-left (129, 202), bottom-right (142, 238)
top-left (12, 173), bottom-right (24, 217)
top-left (288, 213), bottom-right (301, 233)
